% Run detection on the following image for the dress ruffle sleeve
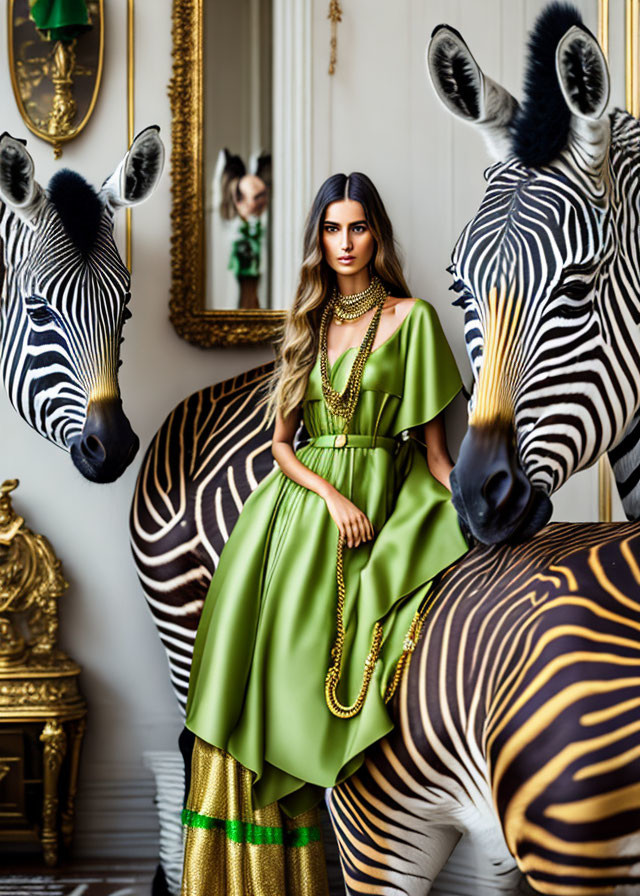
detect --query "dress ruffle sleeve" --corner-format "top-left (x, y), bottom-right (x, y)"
top-left (392, 300), bottom-right (462, 437)
top-left (355, 300), bottom-right (468, 631)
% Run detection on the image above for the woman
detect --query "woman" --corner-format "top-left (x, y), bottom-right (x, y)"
top-left (181, 173), bottom-right (468, 895)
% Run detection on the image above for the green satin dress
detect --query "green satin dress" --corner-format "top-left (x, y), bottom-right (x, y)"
top-left (185, 299), bottom-right (468, 817)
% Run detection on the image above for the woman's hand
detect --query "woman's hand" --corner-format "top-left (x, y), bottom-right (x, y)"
top-left (323, 486), bottom-right (374, 548)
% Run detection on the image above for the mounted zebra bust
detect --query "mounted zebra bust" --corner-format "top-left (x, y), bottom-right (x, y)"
top-left (0, 126), bottom-right (164, 483)
top-left (428, 4), bottom-right (640, 544)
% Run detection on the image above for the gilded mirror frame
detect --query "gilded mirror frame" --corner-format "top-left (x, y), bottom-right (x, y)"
top-left (169, 0), bottom-right (284, 348)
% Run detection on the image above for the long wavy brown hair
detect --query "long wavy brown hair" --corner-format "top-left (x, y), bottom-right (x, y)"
top-left (264, 172), bottom-right (411, 424)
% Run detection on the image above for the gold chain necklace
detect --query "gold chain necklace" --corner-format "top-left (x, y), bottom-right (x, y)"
top-left (332, 275), bottom-right (386, 324)
top-left (319, 276), bottom-right (388, 431)
top-left (318, 275), bottom-right (392, 719)
top-left (326, 533), bottom-right (439, 718)
top-left (318, 277), bottom-right (433, 717)
top-left (325, 533), bottom-right (383, 718)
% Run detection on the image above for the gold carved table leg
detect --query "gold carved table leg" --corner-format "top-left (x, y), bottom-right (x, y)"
top-left (40, 720), bottom-right (67, 866)
top-left (61, 716), bottom-right (86, 847)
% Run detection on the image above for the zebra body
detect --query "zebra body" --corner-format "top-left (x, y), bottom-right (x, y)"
top-left (130, 363), bottom-right (275, 710)
top-left (131, 367), bottom-right (640, 895)
top-left (332, 521), bottom-right (640, 894)
top-left (0, 128), bottom-right (164, 482)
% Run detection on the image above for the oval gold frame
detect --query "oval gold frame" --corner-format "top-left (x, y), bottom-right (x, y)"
top-left (7, 0), bottom-right (104, 157)
top-left (168, 0), bottom-right (285, 348)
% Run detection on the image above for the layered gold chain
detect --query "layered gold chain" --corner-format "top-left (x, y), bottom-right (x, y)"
top-left (331, 275), bottom-right (387, 321)
top-left (325, 533), bottom-right (440, 717)
top-left (318, 276), bottom-right (388, 432)
top-left (321, 277), bottom-right (388, 718)
top-left (325, 533), bottom-right (384, 718)
top-left (383, 606), bottom-right (429, 704)
top-left (319, 274), bottom-right (429, 719)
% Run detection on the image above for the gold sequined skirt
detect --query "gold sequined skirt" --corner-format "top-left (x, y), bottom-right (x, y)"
top-left (181, 738), bottom-right (330, 896)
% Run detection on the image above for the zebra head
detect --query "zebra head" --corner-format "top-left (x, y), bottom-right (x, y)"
top-left (427, 5), bottom-right (640, 545)
top-left (0, 126), bottom-right (164, 483)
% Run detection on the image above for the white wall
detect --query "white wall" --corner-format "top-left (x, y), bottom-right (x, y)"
top-left (0, 0), bottom-right (629, 863)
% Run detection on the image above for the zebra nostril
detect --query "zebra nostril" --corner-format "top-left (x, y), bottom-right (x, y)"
top-left (82, 433), bottom-right (106, 462)
top-left (482, 469), bottom-right (512, 510)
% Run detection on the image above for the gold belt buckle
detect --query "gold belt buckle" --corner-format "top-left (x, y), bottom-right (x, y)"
top-left (334, 433), bottom-right (347, 448)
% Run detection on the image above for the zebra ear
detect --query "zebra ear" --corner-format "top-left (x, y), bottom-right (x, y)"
top-left (556, 25), bottom-right (610, 166)
top-left (427, 25), bottom-right (519, 161)
top-left (100, 125), bottom-right (165, 210)
top-left (556, 26), bottom-right (609, 120)
top-left (0, 134), bottom-right (43, 222)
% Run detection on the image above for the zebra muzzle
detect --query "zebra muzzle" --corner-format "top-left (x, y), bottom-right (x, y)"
top-left (69, 397), bottom-right (140, 484)
top-left (451, 422), bottom-right (552, 545)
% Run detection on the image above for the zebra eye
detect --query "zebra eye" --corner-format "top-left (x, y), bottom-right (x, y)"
top-left (553, 280), bottom-right (594, 318)
top-left (25, 296), bottom-right (55, 325)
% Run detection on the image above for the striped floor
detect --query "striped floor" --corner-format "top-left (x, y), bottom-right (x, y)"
top-left (0, 855), bottom-right (343, 896)
top-left (0, 861), bottom-right (155, 896)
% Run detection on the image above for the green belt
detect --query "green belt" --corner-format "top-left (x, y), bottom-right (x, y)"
top-left (305, 434), bottom-right (397, 452)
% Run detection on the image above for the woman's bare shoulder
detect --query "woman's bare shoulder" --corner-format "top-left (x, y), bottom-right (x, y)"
top-left (384, 296), bottom-right (420, 323)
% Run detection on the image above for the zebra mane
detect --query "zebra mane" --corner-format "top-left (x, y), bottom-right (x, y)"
top-left (47, 170), bottom-right (104, 256)
top-left (511, 3), bottom-right (585, 167)
top-left (610, 108), bottom-right (640, 152)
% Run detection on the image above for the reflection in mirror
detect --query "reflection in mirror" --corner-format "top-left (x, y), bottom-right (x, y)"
top-left (204, 0), bottom-right (273, 310)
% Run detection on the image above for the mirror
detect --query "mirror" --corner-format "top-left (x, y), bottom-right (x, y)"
top-left (170, 0), bottom-right (284, 347)
top-left (205, 1), bottom-right (273, 312)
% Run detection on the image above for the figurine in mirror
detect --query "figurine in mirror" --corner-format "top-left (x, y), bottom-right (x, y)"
top-left (204, 0), bottom-right (274, 311)
top-left (214, 148), bottom-right (271, 310)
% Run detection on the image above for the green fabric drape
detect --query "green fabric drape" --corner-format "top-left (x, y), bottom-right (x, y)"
top-left (185, 299), bottom-right (469, 817)
top-left (30, 0), bottom-right (91, 41)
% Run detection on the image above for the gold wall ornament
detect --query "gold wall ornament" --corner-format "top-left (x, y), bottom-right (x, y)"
top-left (328, 0), bottom-right (342, 75)
top-left (168, 0), bottom-right (285, 347)
top-left (0, 479), bottom-right (87, 864)
top-left (48, 40), bottom-right (78, 137)
top-left (8, 0), bottom-right (104, 159)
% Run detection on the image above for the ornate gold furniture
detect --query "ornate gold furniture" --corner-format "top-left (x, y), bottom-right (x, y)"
top-left (0, 479), bottom-right (86, 865)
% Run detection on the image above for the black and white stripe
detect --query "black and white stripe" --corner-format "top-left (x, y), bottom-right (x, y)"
top-left (449, 126), bottom-right (636, 495)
